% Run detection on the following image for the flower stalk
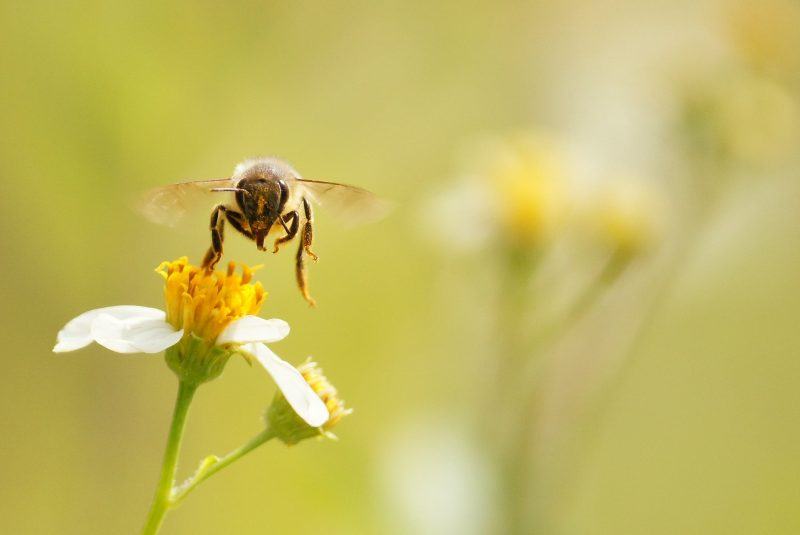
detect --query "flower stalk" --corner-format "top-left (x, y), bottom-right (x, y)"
top-left (171, 427), bottom-right (276, 507)
top-left (492, 246), bottom-right (539, 535)
top-left (141, 380), bottom-right (198, 535)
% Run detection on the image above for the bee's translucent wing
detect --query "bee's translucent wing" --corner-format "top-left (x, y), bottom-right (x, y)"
top-left (296, 179), bottom-right (391, 226)
top-left (137, 178), bottom-right (235, 227)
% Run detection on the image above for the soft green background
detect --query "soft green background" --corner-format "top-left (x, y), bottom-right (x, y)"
top-left (1, 1), bottom-right (799, 534)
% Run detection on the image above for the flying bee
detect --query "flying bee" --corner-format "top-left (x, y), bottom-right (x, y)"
top-left (139, 157), bottom-right (388, 306)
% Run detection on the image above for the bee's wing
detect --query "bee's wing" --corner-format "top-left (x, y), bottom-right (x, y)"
top-left (295, 179), bottom-right (392, 226)
top-left (137, 178), bottom-right (235, 227)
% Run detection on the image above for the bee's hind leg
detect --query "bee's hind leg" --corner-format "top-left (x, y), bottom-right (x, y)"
top-left (301, 198), bottom-right (319, 261)
top-left (295, 237), bottom-right (317, 307)
top-left (202, 204), bottom-right (227, 271)
top-left (294, 198), bottom-right (318, 306)
top-left (273, 211), bottom-right (299, 254)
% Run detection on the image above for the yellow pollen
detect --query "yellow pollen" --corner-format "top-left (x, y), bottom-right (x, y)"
top-left (156, 257), bottom-right (266, 344)
top-left (298, 359), bottom-right (351, 431)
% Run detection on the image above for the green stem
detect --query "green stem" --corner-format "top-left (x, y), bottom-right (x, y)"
top-left (493, 246), bottom-right (538, 535)
top-left (141, 380), bottom-right (198, 535)
top-left (551, 187), bottom-right (724, 522)
top-left (171, 427), bottom-right (276, 506)
top-left (522, 247), bottom-right (631, 387)
top-left (504, 253), bottom-right (623, 534)
top-left (499, 248), bottom-right (629, 534)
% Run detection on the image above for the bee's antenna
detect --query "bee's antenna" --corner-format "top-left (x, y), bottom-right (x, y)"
top-left (211, 187), bottom-right (250, 196)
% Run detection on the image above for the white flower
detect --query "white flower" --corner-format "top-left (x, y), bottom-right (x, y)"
top-left (427, 132), bottom-right (570, 253)
top-left (53, 258), bottom-right (329, 428)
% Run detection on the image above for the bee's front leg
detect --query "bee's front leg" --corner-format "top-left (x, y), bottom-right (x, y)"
top-left (273, 211), bottom-right (299, 254)
top-left (202, 204), bottom-right (227, 271)
top-left (225, 210), bottom-right (253, 240)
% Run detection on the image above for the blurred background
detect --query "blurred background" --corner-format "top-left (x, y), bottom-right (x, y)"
top-left (1, 0), bottom-right (799, 533)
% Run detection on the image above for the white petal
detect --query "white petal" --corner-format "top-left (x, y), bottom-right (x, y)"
top-left (122, 319), bottom-right (184, 353)
top-left (242, 343), bottom-right (329, 427)
top-left (91, 314), bottom-right (182, 354)
top-left (53, 306), bottom-right (165, 353)
top-left (217, 316), bottom-right (290, 346)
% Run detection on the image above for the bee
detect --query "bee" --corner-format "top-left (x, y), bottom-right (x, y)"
top-left (139, 157), bottom-right (387, 306)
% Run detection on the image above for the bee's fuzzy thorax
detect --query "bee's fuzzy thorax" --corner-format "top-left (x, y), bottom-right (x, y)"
top-left (233, 157), bottom-right (300, 182)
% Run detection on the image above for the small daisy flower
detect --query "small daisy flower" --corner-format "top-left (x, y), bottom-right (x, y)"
top-left (53, 257), bottom-right (328, 427)
top-left (266, 359), bottom-right (351, 445)
top-left (584, 176), bottom-right (665, 258)
top-left (727, 0), bottom-right (800, 76)
top-left (427, 132), bottom-right (570, 253)
top-left (486, 133), bottom-right (568, 247)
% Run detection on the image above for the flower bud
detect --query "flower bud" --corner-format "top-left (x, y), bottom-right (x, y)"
top-left (588, 177), bottom-right (664, 259)
top-left (265, 359), bottom-right (351, 445)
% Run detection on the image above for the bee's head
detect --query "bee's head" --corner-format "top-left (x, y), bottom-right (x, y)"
top-left (236, 177), bottom-right (287, 251)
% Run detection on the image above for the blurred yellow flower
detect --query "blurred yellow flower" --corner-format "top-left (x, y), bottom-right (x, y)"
top-left (727, 0), bottom-right (800, 76)
top-left (717, 76), bottom-right (799, 165)
top-left (586, 177), bottom-right (664, 257)
top-left (486, 133), bottom-right (568, 246)
top-left (427, 132), bottom-right (570, 254)
top-left (680, 73), bottom-right (799, 168)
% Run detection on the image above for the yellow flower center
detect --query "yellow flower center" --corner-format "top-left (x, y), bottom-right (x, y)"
top-left (156, 257), bottom-right (266, 344)
top-left (298, 359), bottom-right (351, 431)
top-left (487, 133), bottom-right (567, 245)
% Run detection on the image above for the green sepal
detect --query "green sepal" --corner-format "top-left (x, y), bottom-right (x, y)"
top-left (165, 334), bottom-right (232, 386)
top-left (263, 391), bottom-right (321, 446)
